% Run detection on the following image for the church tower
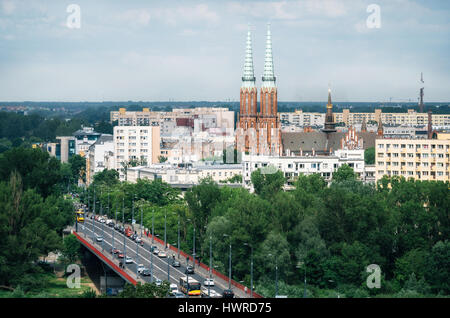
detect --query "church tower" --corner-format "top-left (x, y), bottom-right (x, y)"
top-left (236, 25), bottom-right (258, 154)
top-left (258, 23), bottom-right (281, 155)
top-left (322, 87), bottom-right (337, 133)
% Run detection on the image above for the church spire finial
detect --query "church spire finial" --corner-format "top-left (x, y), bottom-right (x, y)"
top-left (262, 22), bottom-right (276, 87)
top-left (242, 23), bottom-right (255, 86)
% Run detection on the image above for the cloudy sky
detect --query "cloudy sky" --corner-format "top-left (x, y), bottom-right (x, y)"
top-left (0, 0), bottom-right (449, 102)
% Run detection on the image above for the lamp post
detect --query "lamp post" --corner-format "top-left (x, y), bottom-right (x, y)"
top-left (297, 261), bottom-right (307, 298)
top-left (244, 243), bottom-right (254, 298)
top-left (269, 253), bottom-right (278, 297)
top-left (209, 234), bottom-right (212, 297)
top-left (122, 197), bottom-right (126, 269)
top-left (187, 218), bottom-right (196, 269)
top-left (100, 192), bottom-right (104, 251)
top-left (223, 234), bottom-right (232, 290)
top-left (150, 207), bottom-right (154, 283)
top-left (92, 187), bottom-right (96, 241)
top-left (164, 211), bottom-right (167, 250)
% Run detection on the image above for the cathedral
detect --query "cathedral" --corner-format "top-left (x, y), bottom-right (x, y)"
top-left (235, 24), bottom-right (282, 156)
top-left (235, 24), bottom-right (378, 157)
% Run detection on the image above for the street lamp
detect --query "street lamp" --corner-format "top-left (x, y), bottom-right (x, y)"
top-left (150, 207), bottom-right (154, 283)
top-left (209, 234), bottom-right (212, 297)
top-left (187, 218), bottom-right (196, 269)
top-left (269, 253), bottom-right (278, 298)
top-left (297, 261), bottom-right (307, 298)
top-left (223, 234), bottom-right (232, 290)
top-left (122, 197), bottom-right (126, 269)
top-left (244, 242), bottom-right (254, 298)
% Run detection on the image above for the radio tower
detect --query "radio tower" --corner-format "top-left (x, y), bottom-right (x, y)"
top-left (419, 72), bottom-right (424, 113)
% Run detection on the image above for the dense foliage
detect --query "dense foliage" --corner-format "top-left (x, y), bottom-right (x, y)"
top-left (80, 164), bottom-right (449, 297)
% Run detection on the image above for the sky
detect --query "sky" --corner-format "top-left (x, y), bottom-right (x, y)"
top-left (0, 0), bottom-right (449, 102)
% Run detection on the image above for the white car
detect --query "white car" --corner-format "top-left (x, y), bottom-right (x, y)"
top-left (154, 278), bottom-right (162, 286)
top-left (125, 256), bottom-right (133, 264)
top-left (170, 283), bottom-right (178, 294)
top-left (204, 278), bottom-right (214, 286)
top-left (95, 235), bottom-right (103, 242)
top-left (137, 264), bottom-right (145, 273)
top-left (135, 237), bottom-right (142, 243)
top-left (158, 251), bottom-right (167, 258)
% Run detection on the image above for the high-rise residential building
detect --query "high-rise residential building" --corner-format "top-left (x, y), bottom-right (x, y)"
top-left (113, 125), bottom-right (161, 180)
top-left (375, 134), bottom-right (450, 182)
top-left (236, 23), bottom-right (282, 156)
top-left (110, 107), bottom-right (234, 135)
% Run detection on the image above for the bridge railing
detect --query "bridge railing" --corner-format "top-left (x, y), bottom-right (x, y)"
top-left (143, 230), bottom-right (263, 298)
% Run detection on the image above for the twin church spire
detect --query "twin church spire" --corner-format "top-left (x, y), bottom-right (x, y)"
top-left (237, 23), bottom-right (281, 156)
top-left (241, 23), bottom-right (275, 89)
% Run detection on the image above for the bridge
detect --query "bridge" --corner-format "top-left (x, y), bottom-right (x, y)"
top-left (73, 216), bottom-right (263, 298)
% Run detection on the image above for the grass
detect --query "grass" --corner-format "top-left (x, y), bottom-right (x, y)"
top-left (0, 273), bottom-right (97, 298)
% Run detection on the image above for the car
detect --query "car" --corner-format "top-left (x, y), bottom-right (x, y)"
top-left (118, 253), bottom-right (124, 259)
top-left (150, 245), bottom-right (158, 252)
top-left (154, 278), bottom-right (162, 286)
top-left (185, 266), bottom-right (194, 274)
top-left (137, 264), bottom-right (145, 273)
top-left (153, 248), bottom-right (160, 255)
top-left (172, 260), bottom-right (180, 267)
top-left (95, 235), bottom-right (103, 242)
top-left (222, 289), bottom-right (235, 298)
top-left (170, 283), bottom-right (178, 294)
top-left (203, 278), bottom-right (214, 287)
top-left (131, 234), bottom-right (137, 241)
top-left (111, 248), bottom-right (120, 254)
top-left (135, 237), bottom-right (142, 243)
top-left (158, 251), bottom-right (167, 258)
top-left (141, 269), bottom-right (151, 276)
top-left (125, 256), bottom-right (133, 264)
top-left (173, 292), bottom-right (186, 298)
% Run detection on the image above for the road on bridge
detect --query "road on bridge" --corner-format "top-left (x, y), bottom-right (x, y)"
top-left (77, 216), bottom-right (229, 298)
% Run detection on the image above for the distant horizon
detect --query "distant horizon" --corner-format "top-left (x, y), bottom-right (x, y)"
top-left (0, 100), bottom-right (449, 104)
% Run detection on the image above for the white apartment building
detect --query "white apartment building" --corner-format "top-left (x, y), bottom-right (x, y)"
top-left (110, 107), bottom-right (235, 134)
top-left (86, 135), bottom-right (114, 186)
top-left (241, 149), bottom-right (367, 189)
top-left (113, 125), bottom-right (161, 180)
top-left (279, 110), bottom-right (325, 127)
top-left (375, 136), bottom-right (450, 182)
top-left (126, 163), bottom-right (243, 186)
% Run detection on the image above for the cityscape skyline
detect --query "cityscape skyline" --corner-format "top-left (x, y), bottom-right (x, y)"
top-left (0, 0), bottom-right (449, 102)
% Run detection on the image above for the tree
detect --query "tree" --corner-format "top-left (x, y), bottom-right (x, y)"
top-left (69, 154), bottom-right (86, 184)
top-left (92, 169), bottom-right (119, 187)
top-left (0, 172), bottom-right (66, 289)
top-left (0, 147), bottom-right (63, 198)
top-left (425, 240), bottom-right (450, 294)
top-left (250, 167), bottom-right (285, 199)
top-left (364, 147), bottom-right (375, 165)
top-left (61, 234), bottom-right (81, 265)
top-left (118, 282), bottom-right (170, 298)
top-left (332, 164), bottom-right (357, 183)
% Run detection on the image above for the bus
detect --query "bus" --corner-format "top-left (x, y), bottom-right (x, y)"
top-left (76, 209), bottom-right (85, 223)
top-left (179, 277), bottom-right (201, 297)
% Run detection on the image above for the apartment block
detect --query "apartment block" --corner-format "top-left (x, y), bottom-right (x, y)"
top-left (375, 137), bottom-right (450, 182)
top-left (242, 149), bottom-right (367, 189)
top-left (113, 125), bottom-right (161, 180)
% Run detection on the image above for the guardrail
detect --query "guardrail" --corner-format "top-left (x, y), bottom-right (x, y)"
top-left (73, 231), bottom-right (138, 286)
top-left (143, 230), bottom-right (263, 298)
